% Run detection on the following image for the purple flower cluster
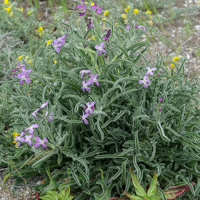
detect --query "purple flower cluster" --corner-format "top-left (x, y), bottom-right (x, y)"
top-left (82, 101), bottom-right (95, 124)
top-left (80, 69), bottom-right (99, 92)
top-left (31, 101), bottom-right (53, 122)
top-left (139, 66), bottom-right (157, 88)
top-left (85, 17), bottom-right (93, 29)
top-left (14, 101), bottom-right (53, 148)
top-left (102, 29), bottom-right (111, 41)
top-left (53, 35), bottom-right (67, 53)
top-left (14, 125), bottom-right (48, 148)
top-left (91, 4), bottom-right (102, 14)
top-left (77, 0), bottom-right (86, 16)
top-left (12, 63), bottom-right (32, 85)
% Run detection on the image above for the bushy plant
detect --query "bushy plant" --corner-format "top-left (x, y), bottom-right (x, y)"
top-left (1, 1), bottom-right (200, 200)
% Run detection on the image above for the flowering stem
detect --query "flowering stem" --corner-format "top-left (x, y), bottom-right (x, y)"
top-left (79, 47), bottom-right (96, 54)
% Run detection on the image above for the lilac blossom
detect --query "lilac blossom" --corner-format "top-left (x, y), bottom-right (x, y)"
top-left (31, 108), bottom-right (40, 119)
top-left (102, 29), bottom-right (111, 41)
top-left (135, 25), bottom-right (146, 32)
top-left (14, 132), bottom-right (25, 147)
top-left (126, 24), bottom-right (130, 31)
top-left (77, 0), bottom-right (86, 11)
top-left (91, 4), bottom-right (102, 14)
top-left (17, 72), bottom-right (31, 85)
top-left (45, 111), bottom-right (53, 122)
top-left (82, 111), bottom-right (89, 124)
top-left (139, 76), bottom-right (150, 88)
top-left (81, 80), bottom-right (92, 91)
top-left (79, 70), bottom-right (91, 78)
top-left (24, 134), bottom-right (33, 146)
top-left (34, 136), bottom-right (48, 148)
top-left (85, 101), bottom-right (95, 114)
top-left (53, 35), bottom-right (67, 45)
top-left (21, 65), bottom-right (32, 73)
top-left (53, 43), bottom-right (62, 53)
top-left (25, 124), bottom-right (39, 134)
top-left (89, 74), bottom-right (99, 86)
top-left (40, 101), bottom-right (48, 109)
top-left (159, 98), bottom-right (163, 103)
top-left (146, 66), bottom-right (157, 76)
top-left (95, 42), bottom-right (106, 55)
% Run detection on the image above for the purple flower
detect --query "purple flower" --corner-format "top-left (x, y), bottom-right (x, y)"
top-left (146, 66), bottom-right (157, 76)
top-left (14, 132), bottom-right (25, 147)
top-left (53, 35), bottom-right (67, 46)
top-left (24, 134), bottom-right (33, 146)
top-left (159, 108), bottom-right (162, 111)
top-left (86, 18), bottom-right (93, 29)
top-left (89, 74), bottom-right (99, 86)
top-left (102, 29), bottom-right (111, 41)
top-left (82, 111), bottom-right (89, 124)
top-left (31, 108), bottom-right (40, 119)
top-left (79, 70), bottom-right (91, 78)
top-left (21, 65), bottom-right (32, 73)
top-left (91, 4), bottom-right (102, 14)
top-left (81, 80), bottom-right (92, 91)
top-left (95, 42), bottom-right (106, 55)
top-left (79, 12), bottom-right (86, 16)
top-left (25, 124), bottom-right (39, 134)
top-left (40, 101), bottom-right (48, 109)
top-left (77, 0), bottom-right (86, 10)
top-left (159, 98), bottom-right (163, 103)
top-left (85, 101), bottom-right (95, 114)
top-left (135, 25), bottom-right (146, 32)
top-left (126, 24), bottom-right (130, 30)
top-left (77, 0), bottom-right (86, 16)
top-left (45, 111), bottom-right (53, 122)
top-left (34, 136), bottom-right (48, 148)
top-left (156, 74), bottom-right (159, 76)
top-left (53, 43), bottom-right (62, 53)
top-left (139, 76), bottom-right (150, 88)
top-left (17, 72), bottom-right (31, 85)
top-left (12, 73), bottom-right (15, 78)
top-left (16, 63), bottom-right (25, 72)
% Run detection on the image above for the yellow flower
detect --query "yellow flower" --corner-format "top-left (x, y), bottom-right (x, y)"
top-left (172, 56), bottom-right (181, 62)
top-left (10, 11), bottom-right (13, 17)
top-left (4, 0), bottom-right (10, 5)
top-left (124, 19), bottom-right (128, 23)
top-left (12, 132), bottom-right (20, 137)
top-left (18, 8), bottom-right (23, 12)
top-left (170, 64), bottom-right (175, 69)
top-left (134, 9), bottom-right (139, 15)
top-left (198, 0), bottom-right (200, 3)
top-left (4, 6), bottom-right (11, 13)
top-left (85, 2), bottom-right (88, 4)
top-left (25, 56), bottom-right (28, 60)
top-left (28, 10), bottom-right (33, 15)
top-left (46, 39), bottom-right (52, 46)
top-left (127, 6), bottom-right (131, 10)
top-left (115, 22), bottom-right (118, 26)
top-left (91, 2), bottom-right (94, 6)
top-left (18, 55), bottom-right (23, 60)
top-left (146, 10), bottom-right (152, 14)
top-left (38, 27), bottom-right (44, 36)
top-left (149, 21), bottom-right (153, 26)
top-left (122, 14), bottom-right (127, 19)
top-left (125, 8), bottom-right (128, 13)
top-left (150, 16), bottom-right (153, 19)
top-left (91, 36), bottom-right (95, 40)
top-left (104, 10), bottom-right (109, 16)
top-left (54, 60), bottom-right (57, 64)
top-left (28, 60), bottom-right (32, 63)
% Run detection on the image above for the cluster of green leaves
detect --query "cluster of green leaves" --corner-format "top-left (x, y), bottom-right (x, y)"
top-left (1, 1), bottom-right (200, 200)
